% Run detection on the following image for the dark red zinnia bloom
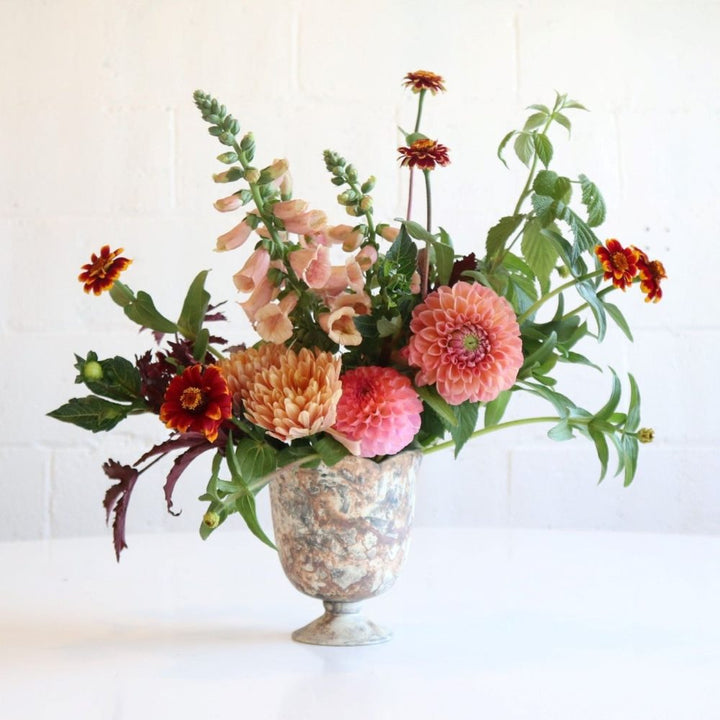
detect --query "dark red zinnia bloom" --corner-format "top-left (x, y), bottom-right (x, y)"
top-left (403, 70), bottom-right (446, 95)
top-left (159, 365), bottom-right (232, 442)
top-left (78, 245), bottom-right (132, 295)
top-left (398, 138), bottom-right (450, 170)
top-left (594, 239), bottom-right (640, 290)
top-left (636, 251), bottom-right (667, 303)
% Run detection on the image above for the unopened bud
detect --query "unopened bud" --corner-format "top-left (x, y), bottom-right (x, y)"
top-left (83, 361), bottom-right (103, 382)
top-left (203, 511), bottom-right (220, 529)
top-left (359, 195), bottom-right (373, 212)
top-left (361, 176), bottom-right (376, 193)
top-left (638, 428), bottom-right (655, 444)
top-left (244, 167), bottom-right (260, 184)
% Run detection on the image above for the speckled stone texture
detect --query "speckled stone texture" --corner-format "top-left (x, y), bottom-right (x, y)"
top-left (269, 451), bottom-right (422, 604)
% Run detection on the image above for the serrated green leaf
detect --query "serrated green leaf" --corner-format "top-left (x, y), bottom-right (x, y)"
top-left (80, 355), bottom-right (142, 402)
top-left (386, 225), bottom-right (418, 278)
top-left (484, 390), bottom-right (512, 427)
top-left (521, 218), bottom-right (558, 293)
top-left (533, 170), bottom-right (559, 197)
top-left (579, 174), bottom-right (607, 227)
top-left (531, 194), bottom-right (556, 226)
top-left (514, 132), bottom-right (535, 166)
top-left (47, 396), bottom-right (133, 432)
top-left (523, 112), bottom-right (547, 131)
top-left (534, 133), bottom-right (553, 168)
top-left (416, 386), bottom-right (458, 427)
top-left (486, 214), bottom-right (524, 257)
top-left (123, 291), bottom-right (178, 334)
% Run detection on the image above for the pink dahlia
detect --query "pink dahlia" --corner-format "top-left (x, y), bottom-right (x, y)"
top-left (333, 366), bottom-right (422, 458)
top-left (407, 281), bottom-right (523, 405)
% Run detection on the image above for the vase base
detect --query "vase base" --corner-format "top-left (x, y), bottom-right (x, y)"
top-left (291, 601), bottom-right (392, 646)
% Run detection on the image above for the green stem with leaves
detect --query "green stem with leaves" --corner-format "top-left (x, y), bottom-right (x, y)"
top-left (517, 269), bottom-right (603, 324)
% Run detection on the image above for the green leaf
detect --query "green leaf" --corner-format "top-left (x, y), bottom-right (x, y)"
top-left (402, 219), bottom-right (435, 243)
top-left (523, 112), bottom-right (547, 131)
top-left (192, 328), bottom-right (210, 362)
top-left (235, 437), bottom-right (278, 483)
top-left (235, 493), bottom-right (276, 549)
top-left (386, 225), bottom-right (418, 279)
top-left (486, 214), bottom-right (524, 257)
top-left (484, 390), bottom-right (511, 427)
top-left (77, 355), bottom-right (142, 402)
top-left (589, 428), bottom-right (610, 482)
top-left (448, 402), bottom-right (479, 457)
top-left (521, 218), bottom-right (558, 293)
top-left (311, 435), bottom-right (349, 467)
top-left (521, 381), bottom-right (574, 417)
top-left (520, 331), bottom-right (558, 374)
top-left (533, 170), bottom-right (559, 197)
top-left (534, 133), bottom-right (554, 168)
top-left (416, 386), bottom-right (458, 427)
top-left (625, 374), bottom-right (641, 433)
top-left (177, 270), bottom-right (211, 341)
top-left (47, 396), bottom-right (133, 432)
top-left (562, 99), bottom-right (587, 110)
top-left (560, 206), bottom-right (598, 257)
top-left (621, 435), bottom-right (639, 486)
top-left (123, 291), bottom-right (178, 334)
top-left (497, 130), bottom-right (516, 168)
top-left (514, 132), bottom-right (535, 166)
top-left (548, 419), bottom-right (574, 441)
top-left (594, 370), bottom-right (621, 421)
top-left (579, 174), bottom-right (606, 227)
top-left (531, 194), bottom-right (556, 226)
top-left (604, 302), bottom-right (634, 342)
top-left (433, 228), bottom-right (455, 286)
top-left (576, 280), bottom-right (607, 341)
top-left (553, 112), bottom-right (572, 134)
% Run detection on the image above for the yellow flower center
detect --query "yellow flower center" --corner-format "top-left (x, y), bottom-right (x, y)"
top-left (180, 386), bottom-right (205, 411)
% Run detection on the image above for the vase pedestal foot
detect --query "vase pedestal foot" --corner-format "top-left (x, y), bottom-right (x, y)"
top-left (291, 600), bottom-right (392, 646)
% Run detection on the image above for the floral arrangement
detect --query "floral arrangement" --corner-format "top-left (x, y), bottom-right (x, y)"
top-left (50, 71), bottom-right (665, 559)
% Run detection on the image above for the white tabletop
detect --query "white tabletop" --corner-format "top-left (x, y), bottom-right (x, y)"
top-left (1, 527), bottom-right (718, 719)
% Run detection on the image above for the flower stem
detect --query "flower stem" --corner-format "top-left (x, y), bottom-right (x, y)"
top-left (517, 269), bottom-right (603, 324)
top-left (422, 169), bottom-right (432, 298)
top-left (561, 285), bottom-right (617, 321)
top-left (414, 89), bottom-right (427, 134)
top-left (422, 416), bottom-right (560, 456)
top-left (406, 168), bottom-right (415, 221)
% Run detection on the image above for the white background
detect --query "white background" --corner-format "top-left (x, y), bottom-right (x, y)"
top-left (1, 0), bottom-right (718, 542)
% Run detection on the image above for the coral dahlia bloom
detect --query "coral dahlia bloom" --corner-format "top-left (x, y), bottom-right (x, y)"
top-left (78, 245), bottom-right (132, 295)
top-left (403, 70), bottom-right (446, 95)
top-left (333, 366), bottom-right (423, 458)
top-left (398, 138), bottom-right (450, 170)
top-left (223, 346), bottom-right (342, 442)
top-left (595, 239), bottom-right (641, 290)
top-left (407, 281), bottom-right (523, 405)
top-left (636, 251), bottom-right (667, 303)
top-left (159, 365), bottom-right (232, 442)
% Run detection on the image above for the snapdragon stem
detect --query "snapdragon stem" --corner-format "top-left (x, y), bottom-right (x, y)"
top-left (517, 269), bottom-right (603, 325)
top-left (423, 416), bottom-right (560, 456)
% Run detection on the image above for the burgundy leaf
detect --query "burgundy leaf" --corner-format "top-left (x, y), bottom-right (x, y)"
top-left (102, 460), bottom-right (140, 562)
top-left (163, 443), bottom-right (215, 516)
top-left (448, 252), bottom-right (477, 287)
top-left (134, 432), bottom-right (210, 467)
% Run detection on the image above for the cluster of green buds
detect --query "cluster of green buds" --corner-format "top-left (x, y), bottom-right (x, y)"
top-left (323, 150), bottom-right (375, 218)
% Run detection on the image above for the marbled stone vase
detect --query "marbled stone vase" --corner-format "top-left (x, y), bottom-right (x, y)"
top-left (269, 450), bottom-right (422, 646)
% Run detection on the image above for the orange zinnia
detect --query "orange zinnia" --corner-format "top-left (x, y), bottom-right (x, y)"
top-left (594, 239), bottom-right (640, 290)
top-left (403, 70), bottom-right (446, 95)
top-left (78, 245), bottom-right (132, 295)
top-left (636, 251), bottom-right (667, 303)
top-left (159, 365), bottom-right (232, 442)
top-left (398, 138), bottom-right (450, 171)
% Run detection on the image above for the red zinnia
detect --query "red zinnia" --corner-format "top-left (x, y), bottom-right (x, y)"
top-left (594, 239), bottom-right (640, 290)
top-left (398, 138), bottom-right (450, 171)
top-left (159, 365), bottom-right (232, 442)
top-left (403, 70), bottom-right (446, 95)
top-left (78, 245), bottom-right (132, 295)
top-left (636, 251), bottom-right (667, 303)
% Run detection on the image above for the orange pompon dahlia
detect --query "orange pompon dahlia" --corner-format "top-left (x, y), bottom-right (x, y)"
top-left (78, 245), bottom-right (132, 295)
top-left (636, 251), bottom-right (667, 303)
top-left (333, 366), bottom-right (423, 458)
top-left (594, 239), bottom-right (641, 290)
top-left (407, 281), bottom-right (523, 405)
top-left (220, 346), bottom-right (342, 442)
top-left (159, 365), bottom-right (233, 442)
top-left (403, 70), bottom-right (446, 95)
top-left (398, 138), bottom-right (450, 171)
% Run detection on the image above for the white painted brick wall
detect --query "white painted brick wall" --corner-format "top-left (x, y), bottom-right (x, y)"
top-left (1, 0), bottom-right (717, 542)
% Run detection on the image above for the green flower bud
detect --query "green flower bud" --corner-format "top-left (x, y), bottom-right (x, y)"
top-left (359, 195), bottom-right (373, 212)
top-left (346, 164), bottom-right (358, 182)
top-left (361, 176), bottom-right (376, 193)
top-left (345, 205), bottom-right (361, 217)
top-left (557, 265), bottom-right (570, 278)
top-left (217, 152), bottom-right (239, 165)
top-left (240, 133), bottom-right (255, 150)
top-left (203, 511), bottom-right (220, 529)
top-left (219, 131), bottom-right (235, 146)
top-left (245, 167), bottom-right (260, 184)
top-left (83, 360), bottom-right (103, 382)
